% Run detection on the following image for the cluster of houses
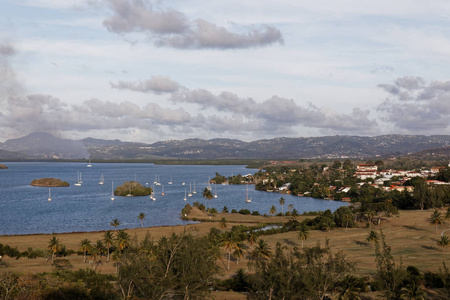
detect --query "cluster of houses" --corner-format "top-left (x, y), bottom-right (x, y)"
top-left (350, 163), bottom-right (449, 193)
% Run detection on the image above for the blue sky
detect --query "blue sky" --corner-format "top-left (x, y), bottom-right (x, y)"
top-left (1, 0), bottom-right (450, 143)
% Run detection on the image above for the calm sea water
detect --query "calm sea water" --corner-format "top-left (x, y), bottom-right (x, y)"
top-left (0, 162), bottom-right (348, 235)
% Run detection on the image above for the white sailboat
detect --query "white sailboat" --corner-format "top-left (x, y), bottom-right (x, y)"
top-left (74, 171), bottom-right (82, 186)
top-left (99, 173), bottom-right (104, 185)
top-left (161, 185), bottom-right (165, 196)
top-left (182, 181), bottom-right (185, 186)
top-left (193, 180), bottom-right (196, 194)
top-left (207, 177), bottom-right (212, 191)
top-left (168, 176), bottom-right (173, 185)
top-left (111, 181), bottom-right (115, 201)
top-left (214, 183), bottom-right (218, 198)
top-left (188, 182), bottom-right (192, 197)
top-left (87, 159), bottom-right (92, 167)
top-left (48, 188), bottom-right (52, 202)
top-left (150, 184), bottom-right (156, 201)
top-left (184, 188), bottom-right (187, 201)
top-left (245, 184), bottom-right (251, 203)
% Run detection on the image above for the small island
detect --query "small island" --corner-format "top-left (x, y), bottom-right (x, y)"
top-left (0, 164), bottom-right (7, 169)
top-left (31, 178), bottom-right (70, 187)
top-left (114, 181), bottom-right (152, 196)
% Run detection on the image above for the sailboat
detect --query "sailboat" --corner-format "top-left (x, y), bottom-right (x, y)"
top-left (74, 171), bottom-right (82, 186)
top-left (48, 188), bottom-right (52, 202)
top-left (193, 180), bottom-right (196, 194)
top-left (207, 177), bottom-right (212, 191)
top-left (161, 185), bottom-right (165, 196)
top-left (87, 159), bottom-right (92, 167)
top-left (188, 182), bottom-right (192, 197)
top-left (150, 184), bottom-right (156, 201)
top-left (99, 173), bottom-right (104, 185)
top-left (111, 181), bottom-right (115, 201)
top-left (168, 176), bottom-right (173, 185)
top-left (182, 181), bottom-right (185, 186)
top-left (245, 184), bottom-right (251, 203)
top-left (214, 183), bottom-right (218, 198)
top-left (184, 188), bottom-right (187, 201)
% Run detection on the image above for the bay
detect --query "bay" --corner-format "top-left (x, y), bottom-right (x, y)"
top-left (0, 162), bottom-right (348, 235)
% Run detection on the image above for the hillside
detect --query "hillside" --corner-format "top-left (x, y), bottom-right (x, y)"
top-left (0, 133), bottom-right (450, 160)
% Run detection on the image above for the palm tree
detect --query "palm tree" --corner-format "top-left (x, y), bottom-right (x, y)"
top-left (110, 218), bottom-right (121, 231)
top-left (138, 212), bottom-right (145, 228)
top-left (400, 281), bottom-right (427, 300)
top-left (337, 275), bottom-right (362, 300)
top-left (219, 217), bottom-right (227, 229)
top-left (279, 197), bottom-right (285, 215)
top-left (246, 231), bottom-right (259, 246)
top-left (202, 187), bottom-right (214, 211)
top-left (366, 210), bottom-right (375, 228)
top-left (344, 210), bottom-right (353, 231)
top-left (48, 235), bottom-right (61, 261)
top-left (292, 209), bottom-right (299, 219)
top-left (366, 230), bottom-right (379, 244)
top-left (438, 235), bottom-right (450, 251)
top-left (103, 231), bottom-right (114, 262)
top-left (446, 208), bottom-right (450, 220)
top-left (251, 239), bottom-right (271, 261)
top-left (288, 204), bottom-right (294, 216)
top-left (92, 240), bottom-right (105, 262)
top-left (429, 210), bottom-right (444, 233)
top-left (116, 230), bottom-right (130, 252)
top-left (79, 239), bottom-right (92, 263)
top-left (222, 232), bottom-right (238, 270)
top-left (233, 242), bottom-right (245, 265)
top-left (269, 205), bottom-right (277, 218)
top-left (297, 223), bottom-right (310, 248)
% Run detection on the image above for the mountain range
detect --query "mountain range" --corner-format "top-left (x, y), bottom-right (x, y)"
top-left (0, 132), bottom-right (449, 160)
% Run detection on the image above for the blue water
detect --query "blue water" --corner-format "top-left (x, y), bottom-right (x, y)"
top-left (0, 162), bottom-right (348, 235)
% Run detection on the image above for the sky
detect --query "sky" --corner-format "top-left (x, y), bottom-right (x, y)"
top-left (1, 0), bottom-right (450, 143)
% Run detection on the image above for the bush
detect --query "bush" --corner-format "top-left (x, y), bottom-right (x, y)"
top-left (251, 211), bottom-right (260, 216)
top-left (239, 209), bottom-right (251, 215)
top-left (231, 209), bottom-right (238, 213)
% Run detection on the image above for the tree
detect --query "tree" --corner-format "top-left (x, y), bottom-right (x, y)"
top-left (269, 205), bottom-right (277, 218)
top-left (366, 230), bottom-right (379, 244)
top-left (110, 218), bottom-right (121, 231)
top-left (116, 230), bottom-right (130, 252)
top-left (219, 217), bottom-right (227, 229)
top-left (336, 275), bottom-right (364, 300)
top-left (375, 230), bottom-right (407, 299)
top-left (429, 210), bottom-right (444, 233)
top-left (251, 239), bottom-right (272, 261)
top-left (222, 232), bottom-right (238, 270)
top-left (138, 212), bottom-right (145, 228)
top-left (246, 231), bottom-right (259, 246)
top-left (438, 235), bottom-right (450, 251)
top-left (297, 223), bottom-right (310, 248)
top-left (79, 239), bottom-right (92, 263)
top-left (279, 197), bottom-right (286, 215)
top-left (47, 235), bottom-right (61, 261)
top-left (202, 187), bottom-right (214, 210)
top-left (92, 240), bottom-right (105, 262)
top-left (103, 231), bottom-right (114, 262)
top-left (233, 242), bottom-right (245, 265)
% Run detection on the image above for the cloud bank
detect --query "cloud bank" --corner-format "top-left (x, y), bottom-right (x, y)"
top-left (98, 0), bottom-right (283, 49)
top-left (377, 76), bottom-right (450, 132)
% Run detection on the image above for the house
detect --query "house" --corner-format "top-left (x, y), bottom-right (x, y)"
top-left (356, 164), bottom-right (378, 172)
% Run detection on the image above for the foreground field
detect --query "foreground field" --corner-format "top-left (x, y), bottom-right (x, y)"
top-left (1, 208), bottom-right (450, 298)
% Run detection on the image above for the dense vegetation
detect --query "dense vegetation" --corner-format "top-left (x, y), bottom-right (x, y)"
top-left (30, 178), bottom-right (70, 187)
top-left (114, 181), bottom-right (152, 196)
top-left (0, 164), bottom-right (7, 169)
